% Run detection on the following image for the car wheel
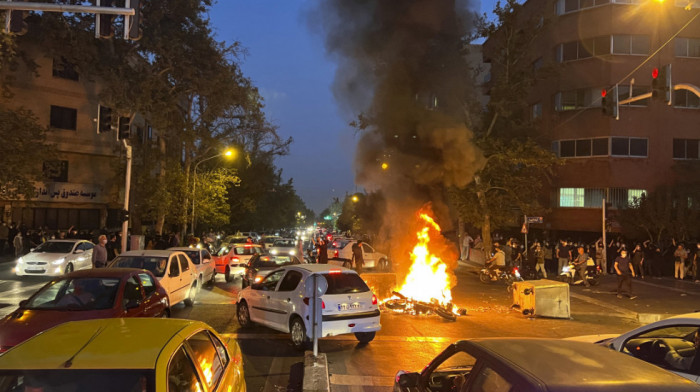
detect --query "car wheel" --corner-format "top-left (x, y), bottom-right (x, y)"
top-left (237, 301), bottom-right (252, 327)
top-left (198, 275), bottom-right (203, 292)
top-left (209, 271), bottom-right (216, 286)
top-left (290, 316), bottom-right (310, 351)
top-left (184, 282), bottom-right (197, 307)
top-left (354, 331), bottom-right (376, 344)
top-left (479, 270), bottom-right (491, 284)
top-left (225, 267), bottom-right (232, 283)
top-left (64, 263), bottom-right (74, 275)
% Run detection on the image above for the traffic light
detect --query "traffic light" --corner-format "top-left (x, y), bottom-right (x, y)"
top-left (6, 8), bottom-right (28, 35)
top-left (601, 86), bottom-right (618, 119)
top-left (118, 116), bottom-right (131, 140)
top-left (119, 209), bottom-right (130, 222)
top-left (126, 0), bottom-right (143, 41)
top-left (651, 64), bottom-right (672, 105)
top-left (96, 0), bottom-right (115, 39)
top-left (97, 105), bottom-right (113, 134)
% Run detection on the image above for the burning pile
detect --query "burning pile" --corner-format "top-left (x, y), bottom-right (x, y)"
top-left (382, 213), bottom-right (466, 321)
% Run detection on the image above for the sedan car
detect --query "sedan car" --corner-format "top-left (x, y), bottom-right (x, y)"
top-left (214, 243), bottom-right (265, 282)
top-left (168, 247), bottom-right (216, 287)
top-left (237, 265), bottom-right (381, 350)
top-left (0, 318), bottom-right (246, 392)
top-left (0, 268), bottom-right (168, 353)
top-left (269, 238), bottom-right (298, 256)
top-left (109, 250), bottom-right (198, 308)
top-left (570, 311), bottom-right (700, 383)
top-left (15, 239), bottom-right (94, 276)
top-left (394, 338), bottom-right (700, 392)
top-left (242, 254), bottom-right (302, 288)
top-left (327, 239), bottom-right (390, 271)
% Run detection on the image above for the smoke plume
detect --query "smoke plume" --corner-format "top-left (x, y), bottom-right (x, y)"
top-left (309, 0), bottom-right (485, 275)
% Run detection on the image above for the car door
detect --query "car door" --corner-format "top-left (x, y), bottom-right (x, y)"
top-left (80, 242), bottom-right (95, 269)
top-left (137, 272), bottom-right (164, 317)
top-left (268, 270), bottom-right (304, 330)
top-left (201, 250), bottom-right (214, 282)
top-left (362, 243), bottom-right (376, 268)
top-left (121, 275), bottom-right (146, 317)
top-left (250, 269), bottom-right (286, 328)
top-left (167, 255), bottom-right (183, 304)
top-left (178, 254), bottom-right (195, 292)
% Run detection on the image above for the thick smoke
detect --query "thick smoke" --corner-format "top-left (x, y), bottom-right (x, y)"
top-left (309, 0), bottom-right (485, 275)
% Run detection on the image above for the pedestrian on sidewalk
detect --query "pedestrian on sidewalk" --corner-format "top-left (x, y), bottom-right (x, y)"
top-left (615, 249), bottom-right (636, 299)
top-left (693, 243), bottom-right (700, 283)
top-left (595, 238), bottom-right (606, 275)
top-left (92, 235), bottom-right (108, 268)
top-left (12, 231), bottom-right (23, 258)
top-left (534, 242), bottom-right (546, 278)
top-left (632, 244), bottom-right (645, 279)
top-left (673, 243), bottom-right (688, 280)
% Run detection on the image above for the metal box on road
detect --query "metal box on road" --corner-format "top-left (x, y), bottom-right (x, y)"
top-left (512, 279), bottom-right (570, 318)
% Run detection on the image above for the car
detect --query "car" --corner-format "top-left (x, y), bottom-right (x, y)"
top-left (393, 338), bottom-right (700, 392)
top-left (262, 236), bottom-right (281, 250)
top-left (0, 268), bottom-right (169, 353)
top-left (569, 311), bottom-right (700, 383)
top-left (168, 247), bottom-right (216, 287)
top-left (237, 264), bottom-right (381, 350)
top-left (0, 318), bottom-right (246, 392)
top-left (327, 239), bottom-right (390, 271)
top-left (109, 250), bottom-right (199, 308)
top-left (15, 239), bottom-right (95, 277)
top-left (213, 243), bottom-right (265, 282)
top-left (269, 238), bottom-right (299, 256)
top-left (242, 254), bottom-right (303, 288)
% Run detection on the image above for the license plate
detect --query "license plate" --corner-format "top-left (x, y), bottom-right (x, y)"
top-left (338, 303), bottom-right (360, 311)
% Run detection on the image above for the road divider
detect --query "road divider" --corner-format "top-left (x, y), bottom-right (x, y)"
top-left (303, 351), bottom-right (329, 392)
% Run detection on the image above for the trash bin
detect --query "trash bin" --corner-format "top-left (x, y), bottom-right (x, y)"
top-left (512, 279), bottom-right (570, 318)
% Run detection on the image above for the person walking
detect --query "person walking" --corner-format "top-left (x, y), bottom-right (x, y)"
top-left (692, 243), bottom-right (700, 283)
top-left (556, 239), bottom-right (570, 275)
top-left (533, 242), bottom-right (546, 278)
top-left (615, 249), bottom-right (637, 299)
top-left (631, 244), bottom-right (645, 279)
top-left (12, 231), bottom-right (23, 258)
top-left (351, 240), bottom-right (365, 275)
top-left (573, 246), bottom-right (591, 287)
top-left (674, 243), bottom-right (688, 280)
top-left (92, 235), bottom-right (108, 268)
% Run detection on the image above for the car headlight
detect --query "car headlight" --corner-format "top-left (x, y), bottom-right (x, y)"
top-left (270, 250), bottom-right (278, 255)
top-left (289, 250), bottom-right (296, 255)
top-left (562, 266), bottom-right (570, 273)
top-left (52, 258), bottom-right (66, 265)
top-left (254, 276), bottom-right (263, 283)
top-left (16, 257), bottom-right (23, 265)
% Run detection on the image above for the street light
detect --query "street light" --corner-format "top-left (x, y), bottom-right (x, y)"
top-left (352, 195), bottom-right (359, 203)
top-left (191, 148), bottom-right (236, 234)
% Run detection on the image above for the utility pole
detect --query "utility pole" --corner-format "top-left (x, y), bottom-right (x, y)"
top-left (121, 140), bottom-right (132, 253)
top-left (602, 198), bottom-right (607, 271)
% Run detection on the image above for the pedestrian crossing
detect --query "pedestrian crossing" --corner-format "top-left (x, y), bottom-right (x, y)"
top-left (0, 279), bottom-right (47, 317)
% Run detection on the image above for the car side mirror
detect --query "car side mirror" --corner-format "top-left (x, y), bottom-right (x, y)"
top-left (18, 300), bottom-right (28, 308)
top-left (74, 249), bottom-right (84, 254)
top-left (397, 372), bottom-right (420, 388)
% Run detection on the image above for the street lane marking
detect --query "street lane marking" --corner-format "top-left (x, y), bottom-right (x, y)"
top-left (330, 374), bottom-right (394, 387)
top-left (634, 279), bottom-right (700, 296)
top-left (570, 292), bottom-right (637, 318)
top-left (222, 333), bottom-right (452, 343)
top-left (262, 355), bottom-right (285, 392)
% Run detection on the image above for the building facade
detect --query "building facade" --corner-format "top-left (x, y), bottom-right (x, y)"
top-left (484, 0), bottom-right (700, 233)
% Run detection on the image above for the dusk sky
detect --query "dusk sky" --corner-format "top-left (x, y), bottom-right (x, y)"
top-left (209, 0), bottom-right (489, 213)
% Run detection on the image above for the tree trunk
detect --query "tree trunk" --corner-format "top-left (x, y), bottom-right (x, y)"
top-left (474, 175), bottom-right (493, 257)
top-left (155, 135), bottom-right (167, 235)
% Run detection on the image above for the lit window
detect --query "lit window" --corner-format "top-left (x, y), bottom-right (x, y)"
top-left (627, 189), bottom-right (646, 204)
top-left (560, 188), bottom-right (584, 207)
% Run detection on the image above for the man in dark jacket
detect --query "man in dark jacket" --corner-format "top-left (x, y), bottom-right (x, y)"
top-left (352, 240), bottom-right (364, 274)
top-left (615, 249), bottom-right (636, 299)
top-left (315, 238), bottom-right (328, 264)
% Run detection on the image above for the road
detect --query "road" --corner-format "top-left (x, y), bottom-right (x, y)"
top-left (1, 258), bottom-right (700, 392)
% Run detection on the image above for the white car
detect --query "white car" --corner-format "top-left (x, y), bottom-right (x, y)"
top-left (262, 236), bottom-right (281, 250)
top-left (269, 238), bottom-right (298, 256)
top-left (168, 247), bottom-right (216, 287)
top-left (327, 239), bottom-right (390, 271)
top-left (109, 250), bottom-right (198, 308)
top-left (237, 264), bottom-right (381, 350)
top-left (15, 240), bottom-right (94, 277)
top-left (214, 243), bottom-right (265, 282)
top-left (569, 312), bottom-right (700, 383)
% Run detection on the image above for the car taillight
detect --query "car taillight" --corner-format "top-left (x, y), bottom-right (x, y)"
top-left (302, 297), bottom-right (325, 309)
top-left (334, 250), bottom-right (339, 258)
top-left (329, 269), bottom-right (341, 274)
top-left (372, 294), bottom-right (377, 305)
top-left (322, 300), bottom-right (325, 309)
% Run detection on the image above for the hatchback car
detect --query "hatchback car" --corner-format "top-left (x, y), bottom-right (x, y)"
top-left (0, 318), bottom-right (246, 392)
top-left (269, 238), bottom-right (298, 256)
top-left (0, 268), bottom-right (168, 353)
top-left (394, 338), bottom-right (700, 392)
top-left (109, 250), bottom-right (198, 308)
top-left (214, 243), bottom-right (265, 282)
top-left (237, 264), bottom-right (381, 350)
top-left (15, 239), bottom-right (94, 277)
top-left (242, 254), bottom-right (302, 288)
top-left (168, 247), bottom-right (216, 286)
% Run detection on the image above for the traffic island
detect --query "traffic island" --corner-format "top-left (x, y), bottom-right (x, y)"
top-left (303, 351), bottom-right (330, 392)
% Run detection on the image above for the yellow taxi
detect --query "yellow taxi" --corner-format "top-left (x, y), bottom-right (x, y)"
top-left (0, 318), bottom-right (245, 392)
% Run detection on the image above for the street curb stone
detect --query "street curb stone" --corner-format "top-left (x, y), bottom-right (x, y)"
top-left (303, 351), bottom-right (330, 392)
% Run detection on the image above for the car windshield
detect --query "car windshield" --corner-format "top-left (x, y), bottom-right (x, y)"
top-left (111, 256), bottom-right (168, 277)
top-left (233, 246), bottom-right (261, 255)
top-left (32, 241), bottom-right (75, 254)
top-left (26, 277), bottom-right (120, 310)
top-left (264, 237), bottom-right (278, 244)
top-left (322, 272), bottom-right (370, 294)
top-left (255, 256), bottom-right (297, 268)
top-left (273, 239), bottom-right (295, 247)
top-left (0, 370), bottom-right (155, 392)
top-left (330, 240), bottom-right (349, 249)
top-left (183, 251), bottom-right (200, 264)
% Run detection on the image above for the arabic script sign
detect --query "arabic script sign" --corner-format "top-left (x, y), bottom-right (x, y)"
top-left (34, 183), bottom-right (104, 203)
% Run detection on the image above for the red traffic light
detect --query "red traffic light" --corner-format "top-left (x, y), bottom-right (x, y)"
top-left (601, 89), bottom-right (607, 98)
top-left (652, 68), bottom-right (659, 79)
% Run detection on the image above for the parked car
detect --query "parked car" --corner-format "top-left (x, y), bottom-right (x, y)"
top-left (237, 265), bottom-right (381, 350)
top-left (569, 311), bottom-right (700, 383)
top-left (394, 338), bottom-right (700, 392)
top-left (0, 268), bottom-right (169, 353)
top-left (214, 243), bottom-right (265, 282)
top-left (242, 254), bottom-right (303, 288)
top-left (15, 239), bottom-right (94, 277)
top-left (109, 250), bottom-right (199, 308)
top-left (0, 318), bottom-right (246, 392)
top-left (262, 236), bottom-right (281, 250)
top-left (168, 247), bottom-right (216, 287)
top-left (269, 238), bottom-right (298, 256)
top-left (327, 239), bottom-right (390, 271)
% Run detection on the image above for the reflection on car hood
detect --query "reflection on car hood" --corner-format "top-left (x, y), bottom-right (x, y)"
top-left (21, 253), bottom-right (69, 263)
top-left (564, 334), bottom-right (618, 344)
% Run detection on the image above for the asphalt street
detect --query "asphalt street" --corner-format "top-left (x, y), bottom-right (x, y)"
top-left (1, 258), bottom-right (700, 392)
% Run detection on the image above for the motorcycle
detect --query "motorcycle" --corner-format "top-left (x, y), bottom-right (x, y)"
top-left (558, 258), bottom-right (601, 286)
top-left (479, 263), bottom-right (524, 293)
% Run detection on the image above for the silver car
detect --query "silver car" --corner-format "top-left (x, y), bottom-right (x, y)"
top-left (15, 240), bottom-right (94, 277)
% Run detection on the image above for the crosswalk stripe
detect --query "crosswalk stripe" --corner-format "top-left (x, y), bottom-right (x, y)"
top-left (330, 374), bottom-right (394, 387)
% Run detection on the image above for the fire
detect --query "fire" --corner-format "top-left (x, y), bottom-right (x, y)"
top-left (394, 213), bottom-right (453, 306)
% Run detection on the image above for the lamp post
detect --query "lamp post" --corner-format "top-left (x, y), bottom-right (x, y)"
top-left (191, 149), bottom-right (235, 235)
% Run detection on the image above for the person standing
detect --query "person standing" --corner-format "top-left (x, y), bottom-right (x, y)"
top-left (106, 234), bottom-right (120, 261)
top-left (92, 235), bottom-right (108, 268)
top-left (533, 242), bottom-right (546, 278)
top-left (12, 231), bottom-right (23, 258)
top-left (573, 246), bottom-right (591, 287)
top-left (594, 238), bottom-right (606, 275)
top-left (461, 232), bottom-right (473, 261)
top-left (692, 243), bottom-right (700, 283)
top-left (615, 249), bottom-right (637, 299)
top-left (351, 240), bottom-right (364, 274)
top-left (674, 244), bottom-right (688, 280)
top-left (631, 244), bottom-right (645, 279)
top-left (556, 239), bottom-right (569, 275)
top-left (315, 237), bottom-right (328, 264)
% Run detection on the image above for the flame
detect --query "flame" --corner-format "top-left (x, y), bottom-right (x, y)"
top-left (394, 213), bottom-right (453, 306)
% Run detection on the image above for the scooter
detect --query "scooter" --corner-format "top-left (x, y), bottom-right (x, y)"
top-left (479, 263), bottom-right (524, 292)
top-left (558, 259), bottom-right (601, 286)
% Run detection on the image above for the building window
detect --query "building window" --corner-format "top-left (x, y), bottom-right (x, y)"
top-left (560, 140), bottom-right (575, 157)
top-left (558, 38), bottom-right (611, 62)
top-left (627, 189), bottom-right (646, 204)
top-left (611, 137), bottom-right (648, 157)
top-left (42, 160), bottom-right (69, 182)
top-left (612, 35), bottom-right (649, 55)
top-left (592, 138), bottom-right (609, 155)
top-left (555, 88), bottom-right (599, 111)
top-left (575, 139), bottom-right (591, 156)
top-left (50, 106), bottom-right (77, 130)
top-left (673, 90), bottom-right (700, 108)
top-left (532, 103), bottom-right (542, 120)
top-left (559, 188), bottom-right (645, 209)
top-left (147, 124), bottom-right (153, 140)
top-left (560, 188), bottom-right (585, 207)
top-left (52, 57), bottom-right (79, 81)
top-left (557, 0), bottom-right (610, 14)
top-left (673, 138), bottom-right (700, 159)
top-left (557, 137), bottom-right (610, 158)
top-left (675, 37), bottom-right (700, 57)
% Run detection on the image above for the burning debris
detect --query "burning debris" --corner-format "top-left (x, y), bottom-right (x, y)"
top-left (383, 291), bottom-right (467, 321)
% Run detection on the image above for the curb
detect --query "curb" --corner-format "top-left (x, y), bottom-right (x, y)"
top-left (303, 351), bottom-right (330, 392)
top-left (634, 278), bottom-right (700, 296)
top-left (570, 291), bottom-right (677, 324)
